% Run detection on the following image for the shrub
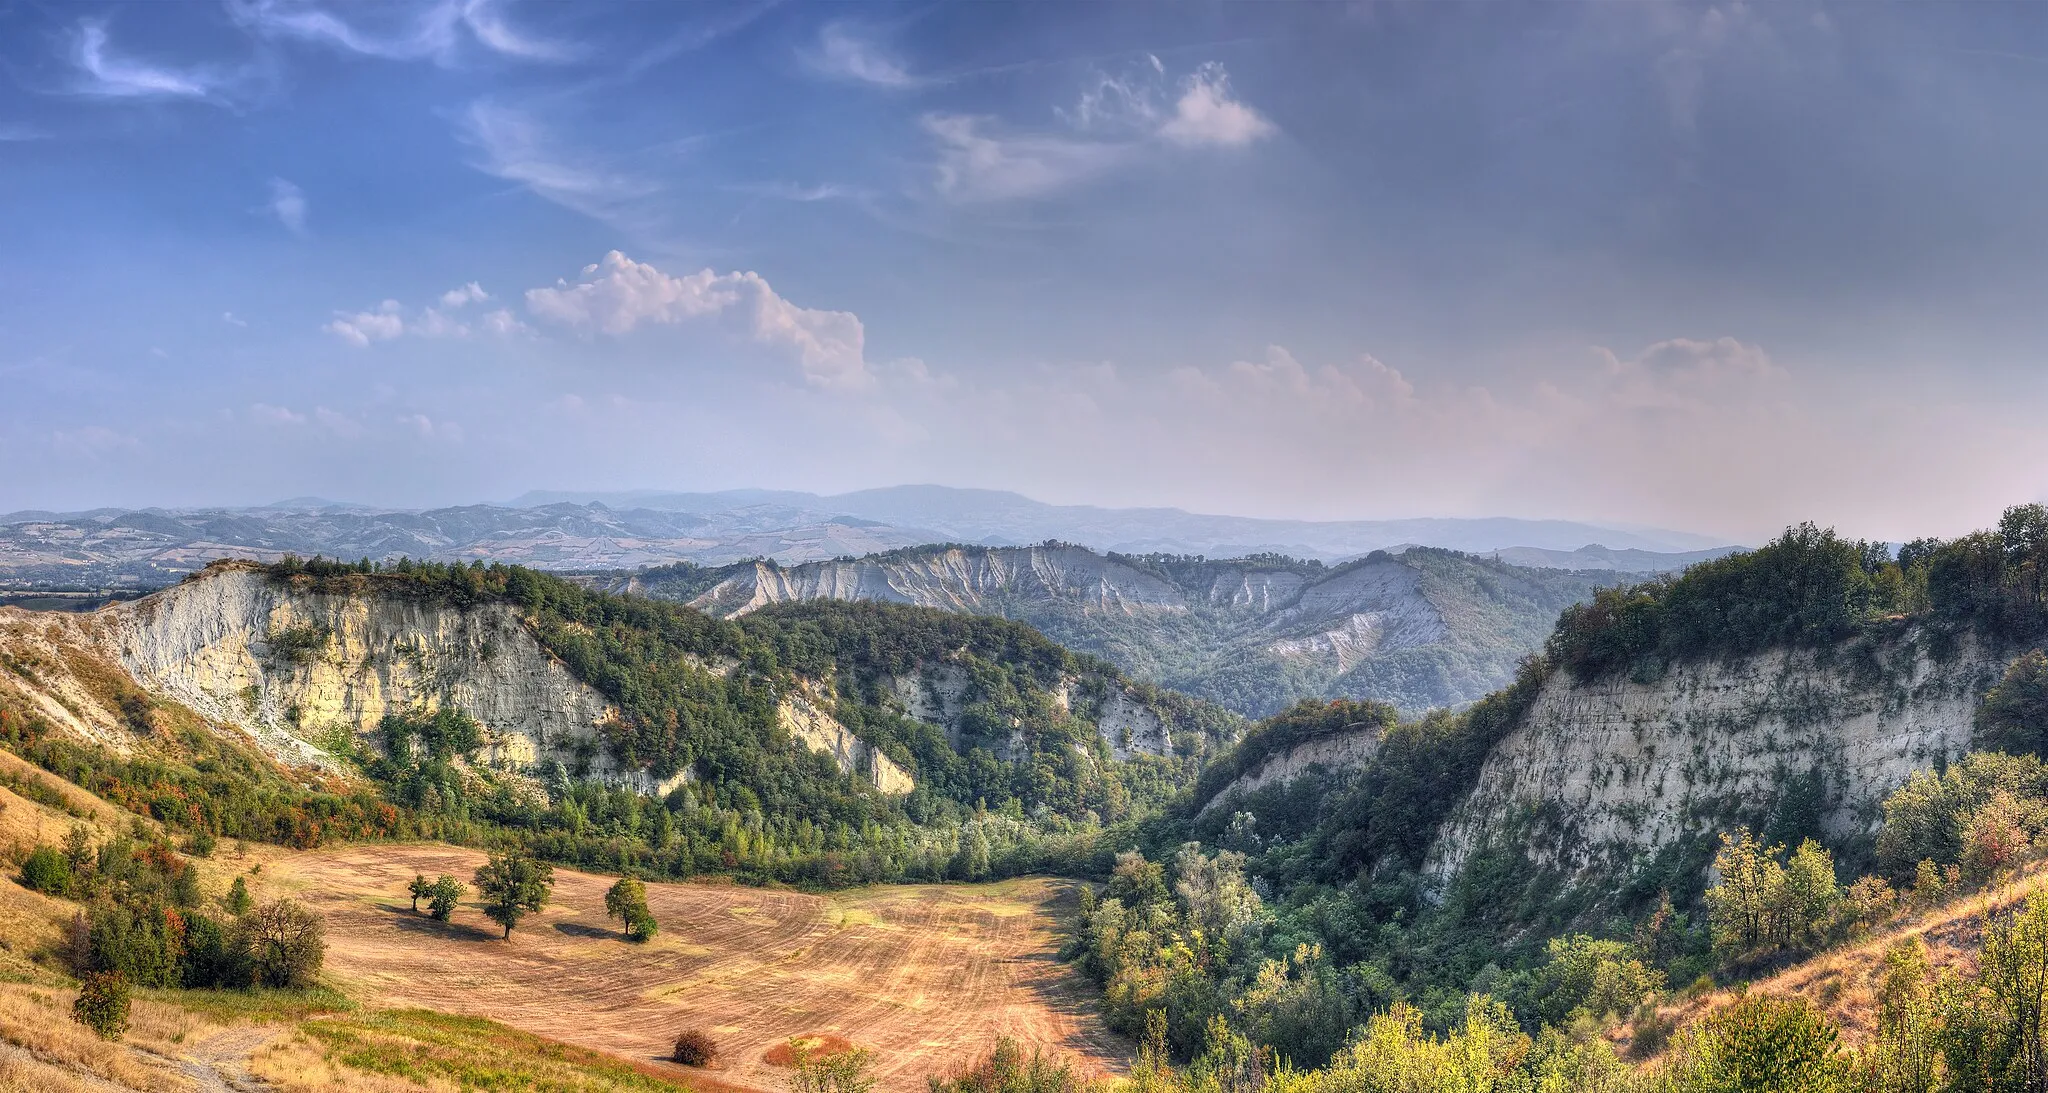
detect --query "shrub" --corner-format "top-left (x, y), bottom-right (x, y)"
top-left (72, 971), bottom-right (130, 1040)
top-left (20, 843), bottom-right (72, 896)
top-left (672, 1029), bottom-right (719, 1066)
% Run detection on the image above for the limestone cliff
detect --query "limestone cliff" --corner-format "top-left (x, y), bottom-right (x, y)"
top-left (0, 564), bottom-right (916, 797)
top-left (1422, 630), bottom-right (2002, 888)
top-left (1197, 726), bottom-right (1384, 817)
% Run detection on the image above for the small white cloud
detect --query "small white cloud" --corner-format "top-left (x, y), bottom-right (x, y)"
top-left (323, 302), bottom-right (405, 347)
top-left (323, 290), bottom-right (526, 345)
top-left (924, 60), bottom-right (1273, 202)
top-left (525, 251), bottom-right (871, 389)
top-left (477, 308), bottom-right (532, 336)
top-left (804, 23), bottom-right (915, 88)
top-left (439, 282), bottom-right (489, 308)
top-left (250, 402), bottom-right (307, 425)
top-left (0, 124), bottom-right (48, 141)
top-left (267, 177), bottom-right (307, 234)
top-left (1159, 63), bottom-right (1275, 148)
top-left (222, 312), bottom-right (248, 327)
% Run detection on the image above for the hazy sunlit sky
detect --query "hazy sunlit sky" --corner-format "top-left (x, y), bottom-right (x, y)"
top-left (5, 1), bottom-right (2048, 541)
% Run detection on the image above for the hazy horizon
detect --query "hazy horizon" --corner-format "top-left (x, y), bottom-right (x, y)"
top-left (8, 2), bottom-right (2048, 543)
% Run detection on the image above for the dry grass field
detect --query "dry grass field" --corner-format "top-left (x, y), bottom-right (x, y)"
top-left (256, 844), bottom-right (1129, 1093)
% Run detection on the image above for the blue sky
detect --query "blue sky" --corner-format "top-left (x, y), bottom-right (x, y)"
top-left (5, 1), bottom-right (2048, 541)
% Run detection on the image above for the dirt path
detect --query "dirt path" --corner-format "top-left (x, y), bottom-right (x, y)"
top-left (259, 845), bottom-right (1128, 1092)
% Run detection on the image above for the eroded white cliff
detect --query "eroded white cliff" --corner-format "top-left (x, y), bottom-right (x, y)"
top-left (1423, 631), bottom-right (2000, 888)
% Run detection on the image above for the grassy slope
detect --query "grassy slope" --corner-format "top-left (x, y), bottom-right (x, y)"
top-left (0, 742), bottom-right (713, 1092)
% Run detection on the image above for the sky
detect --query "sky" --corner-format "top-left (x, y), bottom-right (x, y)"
top-left (5, 1), bottom-right (2048, 542)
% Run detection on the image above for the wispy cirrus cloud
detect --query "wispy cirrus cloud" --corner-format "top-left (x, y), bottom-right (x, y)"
top-left (68, 21), bottom-right (240, 101)
top-left (802, 22), bottom-right (917, 88)
top-left (229, 0), bottom-right (580, 66)
top-left (456, 100), bottom-right (663, 236)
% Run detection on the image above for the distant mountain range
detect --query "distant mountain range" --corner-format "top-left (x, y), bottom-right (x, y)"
top-left (0, 485), bottom-right (1740, 591)
top-left (509, 485), bottom-right (1734, 557)
top-left (603, 543), bottom-right (1622, 716)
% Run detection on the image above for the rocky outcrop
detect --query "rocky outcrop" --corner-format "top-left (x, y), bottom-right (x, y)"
top-left (1422, 630), bottom-right (2004, 889)
top-left (689, 546), bottom-right (1187, 619)
top-left (1090, 687), bottom-right (1171, 761)
top-left (1198, 725), bottom-right (1385, 816)
top-left (778, 688), bottom-right (915, 795)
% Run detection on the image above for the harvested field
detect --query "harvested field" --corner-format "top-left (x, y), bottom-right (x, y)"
top-left (258, 844), bottom-right (1128, 1092)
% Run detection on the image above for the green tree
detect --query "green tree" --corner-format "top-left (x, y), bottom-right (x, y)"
top-left (224, 875), bottom-right (253, 917)
top-left (72, 971), bottom-right (130, 1041)
top-left (604, 876), bottom-right (656, 941)
top-left (407, 873), bottom-right (432, 912)
top-left (474, 852), bottom-right (553, 939)
top-left (426, 875), bottom-right (465, 922)
top-left (1980, 651), bottom-right (2048, 757)
top-left (1706, 830), bottom-right (1782, 960)
top-left (20, 844), bottom-right (72, 896)
top-left (1656, 994), bottom-right (1843, 1093)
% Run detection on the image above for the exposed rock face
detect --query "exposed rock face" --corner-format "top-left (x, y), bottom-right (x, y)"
top-left (689, 546), bottom-right (1187, 619)
top-left (779, 688), bottom-right (915, 795)
top-left (1423, 631), bottom-right (2003, 889)
top-left (1198, 726), bottom-right (1385, 817)
top-left (1091, 687), bottom-right (1171, 761)
top-left (0, 564), bottom-right (916, 797)
top-left (98, 565), bottom-right (675, 787)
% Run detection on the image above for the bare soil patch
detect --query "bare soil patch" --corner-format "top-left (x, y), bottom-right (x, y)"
top-left (259, 845), bottom-right (1128, 1093)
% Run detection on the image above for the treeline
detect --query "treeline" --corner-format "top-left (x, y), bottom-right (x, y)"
top-left (1547, 507), bottom-right (2048, 680)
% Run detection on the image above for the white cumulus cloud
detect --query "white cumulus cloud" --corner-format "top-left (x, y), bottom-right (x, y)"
top-left (439, 282), bottom-right (490, 308)
top-left (525, 251), bottom-right (870, 389)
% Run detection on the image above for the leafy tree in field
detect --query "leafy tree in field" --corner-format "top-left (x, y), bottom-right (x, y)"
top-left (604, 876), bottom-right (655, 941)
top-left (242, 898), bottom-right (326, 988)
top-left (407, 873), bottom-right (431, 912)
top-left (474, 851), bottom-right (553, 939)
top-left (72, 971), bottom-right (130, 1041)
top-left (426, 875), bottom-right (465, 922)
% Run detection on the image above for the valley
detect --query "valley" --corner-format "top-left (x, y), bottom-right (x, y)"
top-left (256, 845), bottom-right (1121, 1093)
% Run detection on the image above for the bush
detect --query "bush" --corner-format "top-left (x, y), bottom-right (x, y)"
top-left (672, 1029), bottom-right (719, 1066)
top-left (72, 971), bottom-right (130, 1040)
top-left (20, 843), bottom-right (72, 896)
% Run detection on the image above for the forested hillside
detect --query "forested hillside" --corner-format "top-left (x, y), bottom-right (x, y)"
top-left (609, 543), bottom-right (1616, 717)
top-left (1060, 508), bottom-right (2048, 1078)
top-left (0, 558), bottom-right (1241, 893)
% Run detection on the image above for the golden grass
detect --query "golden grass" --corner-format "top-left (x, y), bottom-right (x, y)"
top-left (284, 1008), bottom-right (708, 1092)
top-left (1632, 862), bottom-right (2048, 1054)
top-left (0, 984), bottom-right (207, 1092)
